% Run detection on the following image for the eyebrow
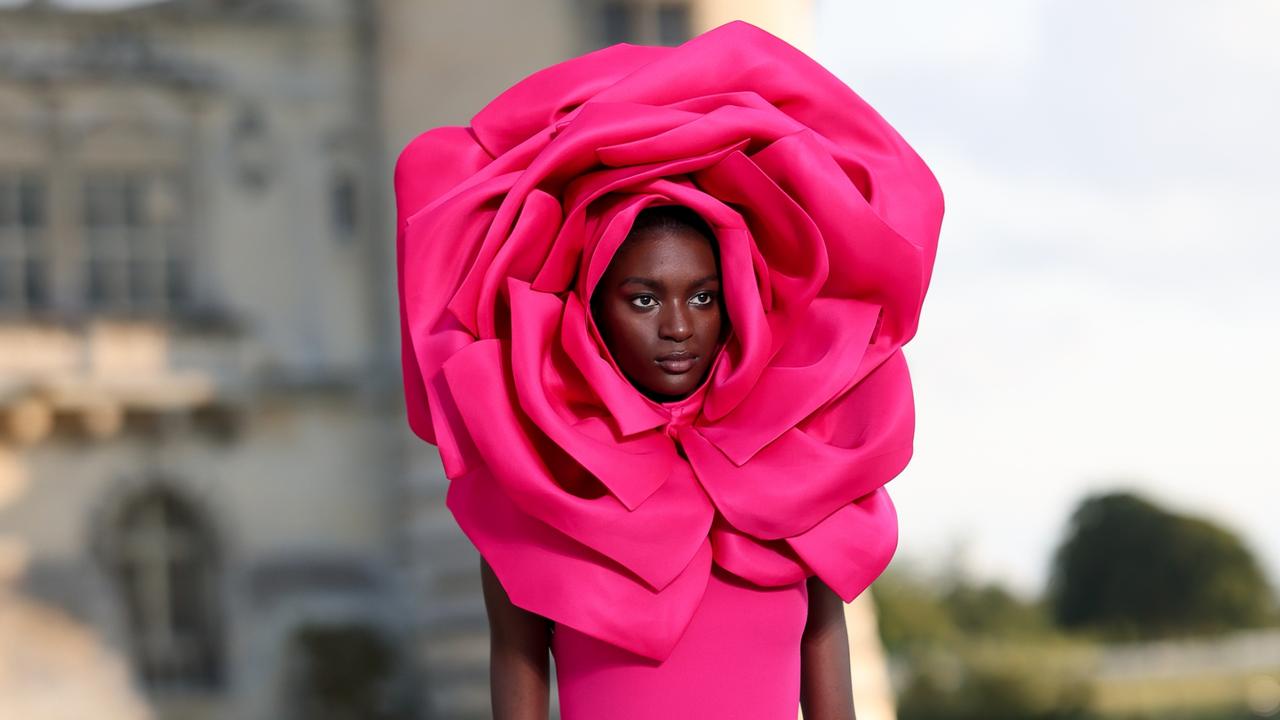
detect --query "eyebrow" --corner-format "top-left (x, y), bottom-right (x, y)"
top-left (619, 274), bottom-right (720, 290)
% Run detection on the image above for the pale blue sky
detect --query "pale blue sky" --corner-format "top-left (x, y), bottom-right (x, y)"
top-left (815, 0), bottom-right (1280, 597)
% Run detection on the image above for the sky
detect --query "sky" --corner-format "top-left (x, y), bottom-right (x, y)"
top-left (814, 0), bottom-right (1280, 598)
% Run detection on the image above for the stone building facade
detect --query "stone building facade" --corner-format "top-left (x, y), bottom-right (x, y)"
top-left (1, 2), bottom-right (413, 718)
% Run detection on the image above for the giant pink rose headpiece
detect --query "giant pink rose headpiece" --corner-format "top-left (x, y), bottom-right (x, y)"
top-left (394, 21), bottom-right (943, 661)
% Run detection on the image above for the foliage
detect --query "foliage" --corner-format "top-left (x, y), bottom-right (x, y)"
top-left (942, 577), bottom-right (1057, 640)
top-left (871, 561), bottom-right (960, 653)
top-left (895, 642), bottom-right (1095, 720)
top-left (874, 561), bottom-right (1095, 720)
top-left (1046, 490), bottom-right (1279, 640)
top-left (871, 487), bottom-right (1280, 720)
top-left (872, 559), bottom-right (1056, 655)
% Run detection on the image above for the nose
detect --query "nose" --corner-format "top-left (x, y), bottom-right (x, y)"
top-left (659, 302), bottom-right (693, 342)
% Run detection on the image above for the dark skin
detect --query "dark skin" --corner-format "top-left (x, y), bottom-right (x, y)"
top-left (801, 575), bottom-right (858, 719)
top-left (483, 224), bottom-right (855, 719)
top-left (591, 224), bottom-right (727, 402)
top-left (481, 559), bottom-right (552, 720)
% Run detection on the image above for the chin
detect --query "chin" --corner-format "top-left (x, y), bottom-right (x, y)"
top-left (633, 360), bottom-right (711, 400)
top-left (656, 375), bottom-right (702, 398)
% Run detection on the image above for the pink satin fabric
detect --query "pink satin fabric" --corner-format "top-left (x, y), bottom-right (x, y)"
top-left (394, 21), bottom-right (944, 663)
top-left (552, 564), bottom-right (809, 719)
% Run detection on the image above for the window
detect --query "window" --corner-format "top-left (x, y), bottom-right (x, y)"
top-left (0, 170), bottom-right (51, 313)
top-left (330, 171), bottom-right (358, 240)
top-left (656, 3), bottom-right (692, 46)
top-left (596, 1), bottom-right (692, 47)
top-left (601, 1), bottom-right (638, 45)
top-left (105, 485), bottom-right (224, 692)
top-left (82, 170), bottom-right (189, 315)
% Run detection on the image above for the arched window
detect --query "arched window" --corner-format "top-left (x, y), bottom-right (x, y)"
top-left (102, 484), bottom-right (224, 693)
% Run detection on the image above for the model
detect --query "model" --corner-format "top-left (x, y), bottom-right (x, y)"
top-left (393, 20), bottom-right (944, 719)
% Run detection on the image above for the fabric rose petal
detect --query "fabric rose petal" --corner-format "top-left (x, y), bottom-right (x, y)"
top-left (394, 20), bottom-right (944, 662)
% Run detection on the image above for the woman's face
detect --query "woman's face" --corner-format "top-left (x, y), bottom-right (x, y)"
top-left (591, 225), bottom-right (725, 403)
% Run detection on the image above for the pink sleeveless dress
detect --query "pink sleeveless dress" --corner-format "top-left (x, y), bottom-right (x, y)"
top-left (549, 378), bottom-right (809, 719)
top-left (392, 20), bottom-right (943, 719)
top-left (552, 567), bottom-right (808, 719)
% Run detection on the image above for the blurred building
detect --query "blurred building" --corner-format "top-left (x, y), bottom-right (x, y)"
top-left (0, 1), bottom-right (412, 719)
top-left (0, 3), bottom-right (903, 720)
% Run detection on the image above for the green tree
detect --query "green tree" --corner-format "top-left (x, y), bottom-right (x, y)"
top-left (871, 564), bottom-right (958, 653)
top-left (1046, 489), bottom-right (1278, 640)
top-left (873, 560), bottom-right (1094, 720)
top-left (873, 560), bottom-right (1056, 653)
top-left (943, 580), bottom-right (1055, 639)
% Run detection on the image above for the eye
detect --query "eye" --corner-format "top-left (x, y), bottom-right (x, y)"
top-left (630, 295), bottom-right (657, 309)
top-left (691, 291), bottom-right (716, 306)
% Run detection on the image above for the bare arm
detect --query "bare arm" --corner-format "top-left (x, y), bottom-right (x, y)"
top-left (799, 575), bottom-right (856, 720)
top-left (480, 557), bottom-right (552, 720)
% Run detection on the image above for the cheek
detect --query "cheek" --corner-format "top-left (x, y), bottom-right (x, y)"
top-left (602, 306), bottom-right (654, 362)
top-left (698, 308), bottom-right (723, 341)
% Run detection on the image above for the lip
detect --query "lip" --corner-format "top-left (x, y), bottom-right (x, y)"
top-left (655, 353), bottom-right (697, 374)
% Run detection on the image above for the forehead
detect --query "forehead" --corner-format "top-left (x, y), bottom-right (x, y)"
top-left (604, 227), bottom-right (719, 277)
